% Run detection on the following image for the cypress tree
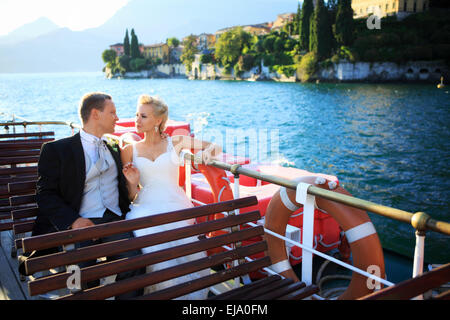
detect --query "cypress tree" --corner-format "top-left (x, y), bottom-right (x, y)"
top-left (334, 0), bottom-right (355, 46)
top-left (309, 0), bottom-right (333, 60)
top-left (124, 29), bottom-right (130, 56)
top-left (130, 28), bottom-right (140, 59)
top-left (295, 1), bottom-right (301, 35)
top-left (299, 0), bottom-right (314, 51)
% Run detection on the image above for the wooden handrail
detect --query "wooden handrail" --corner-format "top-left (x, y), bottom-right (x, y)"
top-left (0, 131), bottom-right (54, 139)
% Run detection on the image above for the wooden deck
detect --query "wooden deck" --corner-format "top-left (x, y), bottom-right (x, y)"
top-left (0, 230), bottom-right (33, 300)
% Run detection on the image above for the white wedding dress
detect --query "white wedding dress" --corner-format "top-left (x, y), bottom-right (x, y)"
top-left (125, 137), bottom-right (209, 299)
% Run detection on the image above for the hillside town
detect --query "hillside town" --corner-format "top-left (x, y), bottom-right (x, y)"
top-left (106, 12), bottom-right (297, 75)
top-left (102, 0), bottom-right (448, 83)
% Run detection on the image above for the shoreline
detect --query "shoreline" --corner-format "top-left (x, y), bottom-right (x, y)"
top-left (104, 59), bottom-right (449, 85)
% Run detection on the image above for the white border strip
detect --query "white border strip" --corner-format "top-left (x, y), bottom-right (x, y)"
top-left (345, 222), bottom-right (376, 244)
top-left (280, 187), bottom-right (300, 211)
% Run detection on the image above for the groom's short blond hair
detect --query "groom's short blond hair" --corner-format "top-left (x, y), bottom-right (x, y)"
top-left (79, 92), bottom-right (112, 124)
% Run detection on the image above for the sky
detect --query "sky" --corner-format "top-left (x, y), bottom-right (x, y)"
top-left (0, 0), bottom-right (130, 36)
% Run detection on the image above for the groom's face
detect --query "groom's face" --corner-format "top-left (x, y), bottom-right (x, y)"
top-left (97, 99), bottom-right (119, 134)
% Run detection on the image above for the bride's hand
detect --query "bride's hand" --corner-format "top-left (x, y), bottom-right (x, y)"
top-left (122, 162), bottom-right (140, 186)
top-left (201, 144), bottom-right (222, 165)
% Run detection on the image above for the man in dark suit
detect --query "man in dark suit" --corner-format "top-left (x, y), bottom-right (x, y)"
top-left (30, 92), bottom-right (144, 299)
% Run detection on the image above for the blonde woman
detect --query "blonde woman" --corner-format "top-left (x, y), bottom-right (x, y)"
top-left (120, 94), bottom-right (221, 299)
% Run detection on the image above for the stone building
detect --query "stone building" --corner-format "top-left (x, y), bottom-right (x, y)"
top-left (142, 43), bottom-right (169, 64)
top-left (352, 0), bottom-right (430, 19)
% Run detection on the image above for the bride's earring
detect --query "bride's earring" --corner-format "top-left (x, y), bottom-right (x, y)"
top-left (154, 126), bottom-right (158, 133)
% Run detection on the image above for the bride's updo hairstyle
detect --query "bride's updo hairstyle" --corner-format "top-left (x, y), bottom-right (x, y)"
top-left (138, 94), bottom-right (169, 135)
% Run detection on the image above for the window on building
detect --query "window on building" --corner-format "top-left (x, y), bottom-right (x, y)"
top-left (393, 2), bottom-right (395, 9)
top-left (386, 3), bottom-right (388, 11)
top-left (413, 1), bottom-right (416, 12)
top-left (423, 1), bottom-right (427, 10)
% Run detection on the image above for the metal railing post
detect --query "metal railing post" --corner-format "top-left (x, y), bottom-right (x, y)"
top-left (296, 182), bottom-right (315, 285)
top-left (230, 164), bottom-right (242, 288)
top-left (181, 151), bottom-right (192, 200)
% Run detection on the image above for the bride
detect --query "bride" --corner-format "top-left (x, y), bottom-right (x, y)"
top-left (120, 94), bottom-right (222, 299)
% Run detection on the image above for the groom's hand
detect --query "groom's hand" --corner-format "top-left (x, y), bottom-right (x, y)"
top-left (71, 217), bottom-right (95, 229)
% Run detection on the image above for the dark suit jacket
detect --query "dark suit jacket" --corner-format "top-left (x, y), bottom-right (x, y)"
top-left (32, 132), bottom-right (130, 236)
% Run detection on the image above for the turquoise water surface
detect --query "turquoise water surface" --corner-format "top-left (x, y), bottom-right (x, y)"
top-left (0, 72), bottom-right (449, 263)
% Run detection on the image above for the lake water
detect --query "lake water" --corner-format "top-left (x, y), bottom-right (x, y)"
top-left (0, 72), bottom-right (449, 263)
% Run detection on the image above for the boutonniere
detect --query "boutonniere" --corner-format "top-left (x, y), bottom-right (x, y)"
top-left (105, 137), bottom-right (120, 153)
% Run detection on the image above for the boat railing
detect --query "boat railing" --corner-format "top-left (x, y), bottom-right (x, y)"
top-left (1, 119), bottom-right (449, 300)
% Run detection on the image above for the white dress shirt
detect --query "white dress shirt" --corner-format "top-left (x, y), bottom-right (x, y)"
top-left (80, 128), bottom-right (104, 164)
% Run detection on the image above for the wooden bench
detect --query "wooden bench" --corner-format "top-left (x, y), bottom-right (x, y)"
top-left (359, 262), bottom-right (450, 300)
top-left (20, 196), bottom-right (318, 300)
top-left (0, 131), bottom-right (53, 181)
top-left (0, 131), bottom-right (52, 258)
top-left (0, 182), bottom-right (37, 233)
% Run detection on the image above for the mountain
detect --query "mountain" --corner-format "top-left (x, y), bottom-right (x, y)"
top-left (0, 17), bottom-right (60, 45)
top-left (89, 0), bottom-right (297, 43)
top-left (0, 28), bottom-right (115, 73)
top-left (0, 0), bottom-right (298, 73)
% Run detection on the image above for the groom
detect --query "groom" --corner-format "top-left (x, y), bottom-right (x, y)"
top-left (31, 92), bottom-right (144, 299)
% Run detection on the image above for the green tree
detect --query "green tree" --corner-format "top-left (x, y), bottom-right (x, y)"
top-left (117, 55), bottom-right (131, 73)
top-left (334, 0), bottom-right (355, 46)
top-left (130, 57), bottom-right (147, 71)
top-left (299, 0), bottom-right (314, 50)
top-left (309, 0), bottom-right (334, 60)
top-left (167, 37), bottom-right (180, 47)
top-left (296, 51), bottom-right (318, 82)
top-left (130, 28), bottom-right (141, 59)
top-left (180, 34), bottom-right (199, 72)
top-left (102, 49), bottom-right (117, 65)
top-left (295, 0), bottom-right (301, 35)
top-left (124, 29), bottom-right (130, 56)
top-left (200, 52), bottom-right (214, 64)
top-left (215, 27), bottom-right (252, 69)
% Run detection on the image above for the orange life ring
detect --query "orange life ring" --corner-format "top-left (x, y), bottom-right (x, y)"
top-left (264, 175), bottom-right (385, 300)
top-left (185, 160), bottom-right (234, 255)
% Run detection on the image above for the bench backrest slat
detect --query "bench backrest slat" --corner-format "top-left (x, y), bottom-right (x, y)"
top-left (0, 175), bottom-right (38, 185)
top-left (0, 221), bottom-right (13, 232)
top-left (8, 180), bottom-right (37, 194)
top-left (0, 156), bottom-right (40, 166)
top-left (137, 256), bottom-right (272, 300)
top-left (29, 226), bottom-right (264, 296)
top-left (0, 138), bottom-right (53, 146)
top-left (10, 194), bottom-right (36, 206)
top-left (60, 243), bottom-right (269, 300)
top-left (22, 196), bottom-right (258, 253)
top-left (0, 150), bottom-right (41, 158)
top-left (0, 166), bottom-right (38, 176)
top-left (11, 207), bottom-right (38, 220)
top-left (13, 220), bottom-right (35, 234)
